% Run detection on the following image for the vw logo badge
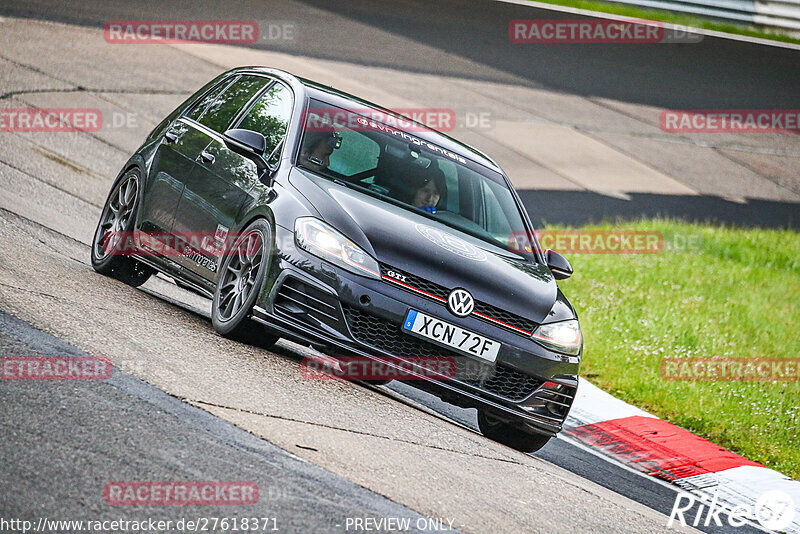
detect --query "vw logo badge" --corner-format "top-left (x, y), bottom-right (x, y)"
top-left (447, 288), bottom-right (474, 317)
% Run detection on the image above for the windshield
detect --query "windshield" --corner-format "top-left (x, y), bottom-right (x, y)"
top-left (297, 100), bottom-right (533, 257)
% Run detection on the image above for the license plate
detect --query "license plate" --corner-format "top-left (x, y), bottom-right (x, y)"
top-left (402, 309), bottom-right (500, 363)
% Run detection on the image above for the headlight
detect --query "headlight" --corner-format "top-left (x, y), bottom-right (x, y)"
top-left (532, 320), bottom-right (582, 356)
top-left (295, 217), bottom-right (380, 279)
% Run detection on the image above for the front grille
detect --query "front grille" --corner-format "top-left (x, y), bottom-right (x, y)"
top-left (274, 276), bottom-right (342, 330)
top-left (343, 305), bottom-right (541, 402)
top-left (471, 302), bottom-right (536, 334)
top-left (379, 264), bottom-right (537, 336)
top-left (381, 266), bottom-right (449, 300)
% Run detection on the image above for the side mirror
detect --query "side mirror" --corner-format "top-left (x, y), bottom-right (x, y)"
top-left (223, 129), bottom-right (274, 184)
top-left (546, 249), bottom-right (573, 280)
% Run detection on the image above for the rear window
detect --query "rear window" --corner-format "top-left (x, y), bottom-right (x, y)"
top-left (186, 76), bottom-right (237, 122)
top-left (187, 75), bottom-right (270, 133)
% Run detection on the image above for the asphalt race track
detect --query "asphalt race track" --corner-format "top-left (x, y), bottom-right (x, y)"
top-left (0, 1), bottom-right (796, 532)
top-left (0, 311), bottom-right (437, 532)
top-left (4, 0), bottom-right (799, 107)
top-left (3, 0), bottom-right (799, 226)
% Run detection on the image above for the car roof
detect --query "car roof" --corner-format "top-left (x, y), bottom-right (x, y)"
top-left (229, 66), bottom-right (503, 174)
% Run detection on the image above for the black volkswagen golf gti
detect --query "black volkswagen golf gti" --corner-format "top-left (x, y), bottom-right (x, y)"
top-left (92, 67), bottom-right (582, 452)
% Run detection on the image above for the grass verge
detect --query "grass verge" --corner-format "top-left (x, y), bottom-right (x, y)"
top-left (523, 0), bottom-right (800, 45)
top-left (556, 219), bottom-right (800, 478)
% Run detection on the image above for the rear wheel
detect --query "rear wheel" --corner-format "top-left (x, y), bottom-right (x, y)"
top-left (477, 410), bottom-right (552, 453)
top-left (91, 168), bottom-right (154, 287)
top-left (211, 219), bottom-right (279, 348)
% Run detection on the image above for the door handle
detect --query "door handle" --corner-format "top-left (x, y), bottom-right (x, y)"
top-left (164, 131), bottom-right (179, 143)
top-left (199, 151), bottom-right (215, 164)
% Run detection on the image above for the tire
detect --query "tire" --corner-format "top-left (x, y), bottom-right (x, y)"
top-left (91, 168), bottom-right (154, 287)
top-left (477, 410), bottom-right (552, 453)
top-left (211, 218), bottom-right (280, 348)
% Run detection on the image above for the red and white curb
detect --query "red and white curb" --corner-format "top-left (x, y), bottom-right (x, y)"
top-left (564, 379), bottom-right (800, 532)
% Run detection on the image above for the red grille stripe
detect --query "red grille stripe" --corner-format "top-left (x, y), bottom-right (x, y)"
top-left (381, 275), bottom-right (446, 302)
top-left (382, 276), bottom-right (533, 336)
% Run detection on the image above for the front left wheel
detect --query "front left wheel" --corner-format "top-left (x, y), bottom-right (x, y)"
top-left (477, 409), bottom-right (552, 453)
top-left (211, 218), bottom-right (279, 348)
top-left (91, 168), bottom-right (154, 287)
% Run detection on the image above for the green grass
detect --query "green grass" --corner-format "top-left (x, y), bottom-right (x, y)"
top-left (555, 219), bottom-right (800, 479)
top-left (524, 0), bottom-right (800, 45)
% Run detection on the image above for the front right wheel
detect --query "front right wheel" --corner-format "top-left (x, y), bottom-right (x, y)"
top-left (477, 410), bottom-right (552, 453)
top-left (211, 218), bottom-right (279, 348)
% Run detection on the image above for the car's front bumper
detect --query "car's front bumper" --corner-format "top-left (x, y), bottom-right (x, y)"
top-left (253, 225), bottom-right (580, 436)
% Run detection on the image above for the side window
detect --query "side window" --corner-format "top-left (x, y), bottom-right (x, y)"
top-left (186, 76), bottom-right (238, 122)
top-left (197, 75), bottom-right (270, 133)
top-left (328, 132), bottom-right (379, 176)
top-left (236, 82), bottom-right (293, 157)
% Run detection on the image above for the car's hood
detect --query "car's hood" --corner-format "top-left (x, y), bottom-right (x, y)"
top-left (289, 169), bottom-right (557, 323)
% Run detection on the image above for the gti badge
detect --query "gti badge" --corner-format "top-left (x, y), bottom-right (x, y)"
top-left (385, 270), bottom-right (408, 283)
top-left (447, 288), bottom-right (474, 317)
